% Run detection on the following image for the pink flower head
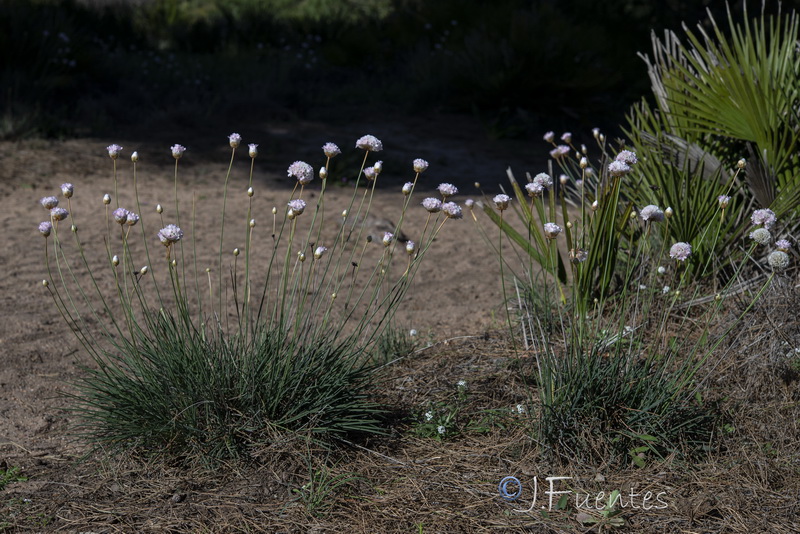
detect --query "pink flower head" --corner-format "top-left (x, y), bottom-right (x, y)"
top-left (717, 195), bottom-right (731, 209)
top-left (406, 240), bottom-right (416, 255)
top-left (402, 182), bottom-right (414, 195)
top-left (437, 183), bottom-right (458, 198)
top-left (317, 142), bottom-right (339, 158)
top-left (413, 158), bottom-right (429, 173)
top-left (41, 196), bottom-right (59, 210)
top-left (751, 208), bottom-right (776, 229)
top-left (776, 239), bottom-right (791, 252)
top-left (364, 166), bottom-right (378, 181)
top-left (640, 205), bottom-right (664, 223)
top-left (171, 144), bottom-right (186, 158)
top-left (287, 198), bottom-right (306, 216)
top-left (50, 207), bottom-right (69, 221)
top-left (158, 224), bottom-right (183, 245)
top-left (525, 182), bottom-right (544, 196)
top-left (125, 212), bottom-right (140, 226)
top-left (560, 132), bottom-right (572, 144)
top-left (106, 144), bottom-right (123, 159)
top-left (248, 143), bottom-right (258, 158)
top-left (549, 145), bottom-right (570, 159)
top-left (288, 161), bottom-right (314, 185)
top-left (615, 150), bottom-right (638, 165)
top-left (382, 232), bottom-right (394, 246)
top-left (533, 172), bottom-right (553, 189)
top-left (356, 134), bottom-right (383, 152)
top-left (314, 246), bottom-right (328, 259)
top-left (113, 208), bottom-right (129, 224)
top-left (422, 197), bottom-right (442, 213)
top-left (608, 160), bottom-right (631, 177)
top-left (442, 201), bottom-right (463, 219)
top-left (228, 133), bottom-right (242, 148)
top-left (38, 221), bottom-right (52, 237)
top-left (669, 242), bottom-right (692, 261)
top-left (61, 183), bottom-right (74, 198)
top-left (543, 131), bottom-right (555, 143)
top-left (493, 193), bottom-right (511, 211)
top-left (543, 222), bottom-right (562, 239)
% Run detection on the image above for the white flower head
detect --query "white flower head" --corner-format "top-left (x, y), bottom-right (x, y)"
top-left (493, 193), bottom-right (511, 210)
top-left (442, 202), bottom-right (462, 219)
top-left (749, 227), bottom-right (772, 245)
top-left (288, 161), bottom-right (314, 185)
top-left (437, 183), bottom-right (458, 198)
top-left (322, 142), bottom-right (341, 158)
top-left (402, 182), bottom-right (414, 195)
top-left (413, 158), bottom-right (429, 173)
top-left (768, 250), bottom-right (790, 271)
top-left (356, 134), bottom-right (383, 152)
top-left (228, 132), bottom-right (242, 148)
top-left (640, 205), bottom-right (664, 223)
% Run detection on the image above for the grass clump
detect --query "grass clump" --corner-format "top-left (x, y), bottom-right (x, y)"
top-left (37, 136), bottom-right (459, 462)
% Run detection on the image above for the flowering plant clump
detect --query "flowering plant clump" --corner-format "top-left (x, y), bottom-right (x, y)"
top-left (37, 132), bottom-right (459, 461)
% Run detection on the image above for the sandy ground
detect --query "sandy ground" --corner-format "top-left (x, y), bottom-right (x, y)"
top-left (0, 110), bottom-right (543, 460)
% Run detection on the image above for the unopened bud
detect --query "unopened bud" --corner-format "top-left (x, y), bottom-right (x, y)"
top-left (171, 259), bottom-right (177, 267)
top-left (559, 174), bottom-right (568, 185)
top-left (737, 158), bottom-right (746, 169)
top-left (156, 204), bottom-right (163, 214)
top-left (247, 187), bottom-right (254, 197)
top-left (103, 194), bottom-right (111, 205)
top-left (139, 266), bottom-right (149, 275)
top-left (580, 157), bottom-right (588, 169)
top-left (566, 221), bottom-right (573, 229)
top-left (131, 151), bottom-right (139, 162)
top-left (319, 167), bottom-right (328, 180)
top-left (112, 255), bottom-right (119, 266)
top-left (591, 200), bottom-right (599, 211)
top-left (71, 224), bottom-right (77, 232)
top-left (298, 252), bottom-right (306, 262)
top-left (665, 207), bottom-right (673, 219)
top-left (342, 209), bottom-right (348, 218)
top-left (272, 207), bottom-right (277, 215)
top-left (233, 248), bottom-right (240, 256)
top-left (249, 219), bottom-right (255, 228)
top-left (474, 182), bottom-right (480, 189)
top-left (42, 279), bottom-right (49, 287)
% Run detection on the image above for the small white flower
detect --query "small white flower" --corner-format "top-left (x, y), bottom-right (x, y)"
top-left (662, 285), bottom-right (670, 294)
top-left (657, 266), bottom-right (666, 275)
top-left (516, 404), bottom-right (526, 414)
top-left (409, 329), bottom-right (418, 337)
top-left (424, 411), bottom-right (433, 422)
top-left (457, 379), bottom-right (467, 389)
top-left (437, 425), bottom-right (446, 435)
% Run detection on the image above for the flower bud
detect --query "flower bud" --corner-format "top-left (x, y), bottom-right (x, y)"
top-left (580, 157), bottom-right (588, 169)
top-left (103, 194), bottom-right (111, 205)
top-left (248, 143), bottom-right (258, 158)
top-left (665, 207), bottom-right (674, 219)
top-left (247, 187), bottom-right (254, 197)
top-left (402, 182), bottom-right (413, 195)
top-left (474, 182), bottom-right (480, 189)
top-left (112, 255), bottom-right (119, 266)
top-left (319, 167), bottom-right (328, 180)
top-left (156, 204), bottom-right (163, 214)
top-left (298, 251), bottom-right (306, 262)
top-left (139, 266), bottom-right (149, 275)
top-left (71, 224), bottom-right (78, 233)
top-left (559, 174), bottom-right (568, 185)
top-left (406, 241), bottom-right (416, 255)
top-left (131, 151), bottom-right (139, 162)
top-left (249, 219), bottom-right (255, 228)
top-left (42, 279), bottom-right (49, 287)
top-left (342, 209), bottom-right (348, 218)
top-left (228, 133), bottom-right (241, 148)
top-left (272, 207), bottom-right (277, 215)
top-left (171, 259), bottom-right (177, 267)
top-left (233, 248), bottom-right (240, 256)
top-left (591, 200), bottom-right (599, 211)
top-left (737, 158), bottom-right (746, 169)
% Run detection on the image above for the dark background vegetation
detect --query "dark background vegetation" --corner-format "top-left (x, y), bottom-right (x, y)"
top-left (1, 0), bottom-right (770, 142)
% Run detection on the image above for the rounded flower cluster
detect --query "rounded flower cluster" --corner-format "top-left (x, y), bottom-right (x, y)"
top-left (775, 239), bottom-right (791, 252)
top-left (228, 133), bottom-right (242, 148)
top-left (106, 144), bottom-right (123, 159)
top-left (751, 208), bottom-right (776, 229)
top-left (319, 142), bottom-right (339, 158)
top-left (287, 198), bottom-right (307, 216)
top-left (248, 143), bottom-right (258, 158)
top-left (639, 205), bottom-right (664, 223)
top-left (355, 134), bottom-right (383, 152)
top-left (113, 208), bottom-right (129, 224)
top-left (615, 150), bottom-right (638, 165)
top-left (41, 196), bottom-right (59, 210)
top-left (718, 195), bottom-right (731, 209)
top-left (767, 250), bottom-right (790, 271)
top-left (608, 160), bottom-right (631, 177)
top-left (288, 161), bottom-right (314, 185)
top-left (171, 144), bottom-right (186, 158)
top-left (422, 198), bottom-right (442, 213)
top-left (533, 172), bottom-right (552, 189)
top-left (413, 158), bottom-right (429, 173)
top-left (543, 222), bottom-right (562, 239)
top-left (543, 131), bottom-right (555, 143)
top-left (314, 246), bottom-right (328, 259)
top-left (442, 202), bottom-right (463, 219)
top-left (61, 183), bottom-right (74, 198)
top-left (125, 212), bottom-right (140, 226)
top-left (437, 183), bottom-right (458, 198)
top-left (38, 221), bottom-right (52, 237)
top-left (158, 224), bottom-right (183, 245)
top-left (549, 145), bottom-right (570, 159)
top-left (402, 182), bottom-right (414, 195)
top-left (525, 182), bottom-right (543, 196)
top-left (382, 232), bottom-right (394, 246)
top-left (669, 242), bottom-right (692, 261)
top-left (749, 227), bottom-right (772, 245)
top-left (493, 194), bottom-right (511, 211)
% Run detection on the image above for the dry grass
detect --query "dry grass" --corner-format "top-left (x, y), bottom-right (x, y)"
top-left (4, 280), bottom-right (800, 534)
